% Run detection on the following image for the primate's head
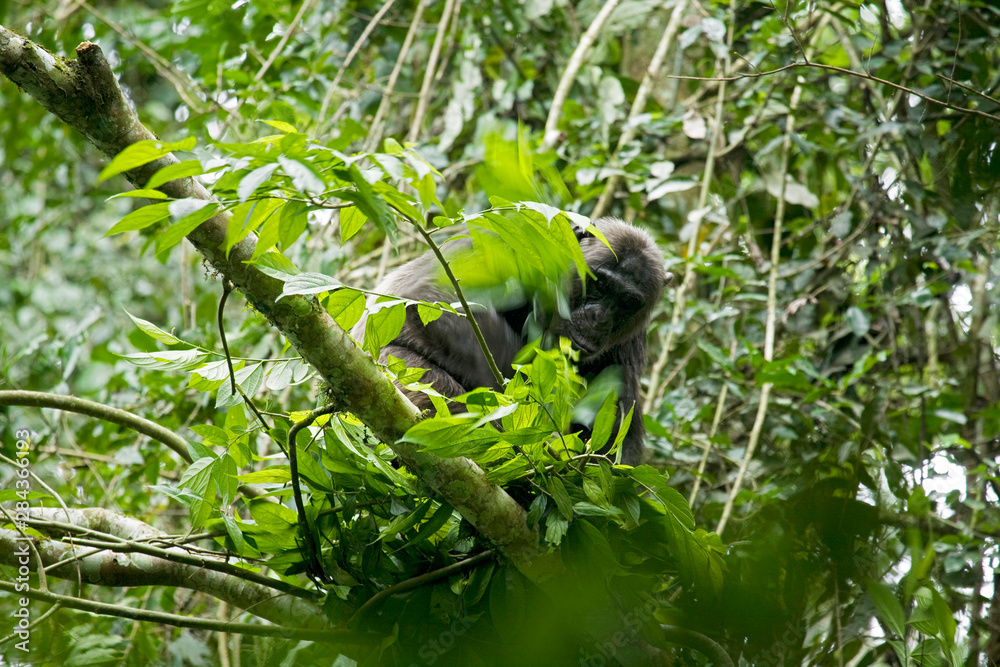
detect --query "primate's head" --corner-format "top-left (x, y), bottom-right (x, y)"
top-left (363, 214), bottom-right (664, 465)
top-left (566, 218), bottom-right (666, 363)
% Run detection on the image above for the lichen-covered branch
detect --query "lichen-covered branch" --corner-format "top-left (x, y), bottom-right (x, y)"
top-left (1, 508), bottom-right (326, 629)
top-left (0, 26), bottom-right (559, 581)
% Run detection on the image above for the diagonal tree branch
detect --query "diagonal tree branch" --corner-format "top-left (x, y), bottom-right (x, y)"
top-left (0, 27), bottom-right (560, 581)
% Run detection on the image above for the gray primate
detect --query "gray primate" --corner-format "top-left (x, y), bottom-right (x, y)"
top-left (354, 217), bottom-right (665, 465)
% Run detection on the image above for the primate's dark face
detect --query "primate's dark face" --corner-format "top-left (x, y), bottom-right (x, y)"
top-left (566, 220), bottom-right (665, 362)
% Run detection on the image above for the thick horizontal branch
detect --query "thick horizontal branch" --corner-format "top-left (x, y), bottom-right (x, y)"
top-left (21, 508), bottom-right (316, 601)
top-left (0, 509), bottom-right (326, 629)
top-left (0, 390), bottom-right (270, 500)
top-left (0, 579), bottom-right (373, 644)
top-left (0, 390), bottom-right (190, 461)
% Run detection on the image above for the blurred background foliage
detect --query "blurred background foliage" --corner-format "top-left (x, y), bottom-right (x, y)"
top-left (2, 0), bottom-right (1000, 665)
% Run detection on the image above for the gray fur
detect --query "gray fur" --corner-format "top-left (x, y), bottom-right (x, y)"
top-left (353, 217), bottom-right (665, 465)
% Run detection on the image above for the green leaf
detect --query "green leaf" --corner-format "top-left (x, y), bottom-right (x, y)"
top-left (381, 499), bottom-right (432, 540)
top-left (415, 173), bottom-right (444, 213)
top-left (628, 465), bottom-right (694, 530)
top-left (155, 200), bottom-right (221, 259)
top-left (238, 467), bottom-right (292, 484)
top-left (214, 363), bottom-right (261, 410)
top-left (124, 309), bottom-right (181, 345)
top-left (622, 493), bottom-right (641, 525)
top-left (574, 518), bottom-right (619, 571)
top-left (582, 477), bottom-right (607, 506)
top-left (362, 301), bottom-right (406, 358)
top-left (240, 363), bottom-right (265, 405)
top-left (278, 199), bottom-right (309, 249)
top-left (545, 513), bottom-right (569, 545)
top-left (522, 201), bottom-right (562, 223)
top-left (216, 454), bottom-right (239, 507)
top-left (264, 359), bottom-right (295, 391)
top-left (609, 403), bottom-right (634, 462)
top-left (251, 249), bottom-right (300, 281)
top-left (573, 502), bottom-right (623, 517)
top-left (697, 340), bottom-right (734, 369)
top-left (105, 201), bottom-right (171, 236)
top-left (346, 164), bottom-right (396, 235)
top-left (846, 306), bottom-right (870, 337)
top-left (249, 497), bottom-right (299, 531)
top-left (694, 263), bottom-right (741, 280)
top-left (531, 351), bottom-right (557, 398)
top-left (930, 587), bottom-right (956, 643)
top-left (339, 205), bottom-right (367, 243)
top-left (278, 155), bottom-right (325, 193)
top-left (237, 163), bottom-right (279, 202)
top-left (547, 476), bottom-right (573, 520)
top-left (387, 354), bottom-right (427, 385)
top-left (526, 494), bottom-right (547, 528)
top-left (369, 183), bottom-right (421, 228)
top-left (292, 438), bottom-right (334, 493)
top-left (326, 288), bottom-right (366, 331)
top-left (99, 137), bottom-right (197, 181)
top-left (108, 188), bottom-right (169, 200)
top-left (227, 198), bottom-right (282, 256)
top-left (119, 349), bottom-right (209, 371)
top-left (400, 415), bottom-right (504, 458)
top-left (463, 562), bottom-right (495, 606)
top-left (868, 581), bottom-right (906, 637)
top-left (178, 457), bottom-right (217, 528)
top-left (410, 502), bottom-right (454, 545)
top-left (589, 389), bottom-right (618, 450)
top-left (259, 119), bottom-right (298, 133)
top-left (416, 303), bottom-right (444, 326)
top-left (908, 590), bottom-right (940, 636)
top-left (933, 409), bottom-right (967, 425)
top-left (250, 203), bottom-right (283, 260)
top-left (146, 159), bottom-right (204, 189)
top-left (278, 272), bottom-right (342, 300)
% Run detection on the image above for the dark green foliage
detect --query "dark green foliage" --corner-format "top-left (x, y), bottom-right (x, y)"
top-left (3, 0), bottom-right (1000, 665)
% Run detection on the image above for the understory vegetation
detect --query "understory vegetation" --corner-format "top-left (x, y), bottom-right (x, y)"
top-left (1, 1), bottom-right (999, 665)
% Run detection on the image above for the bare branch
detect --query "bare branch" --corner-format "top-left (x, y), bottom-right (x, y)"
top-left (541, 0), bottom-right (621, 151)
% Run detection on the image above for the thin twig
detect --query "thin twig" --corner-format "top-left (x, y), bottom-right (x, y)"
top-left (592, 0), bottom-right (688, 218)
top-left (643, 10), bottom-right (731, 410)
top-left (255, 0), bottom-right (317, 83)
top-left (688, 339), bottom-right (737, 505)
top-left (715, 76), bottom-right (805, 536)
top-left (363, 0), bottom-right (428, 153)
top-left (348, 550), bottom-right (494, 626)
top-left (407, 0), bottom-right (458, 142)
top-left (318, 0), bottom-right (399, 130)
top-left (218, 278), bottom-right (272, 431)
top-left (399, 212), bottom-right (506, 387)
top-left (71, 0), bottom-right (210, 114)
top-left (936, 73), bottom-right (1000, 107)
top-left (541, 0), bottom-right (621, 151)
top-left (665, 61), bottom-right (1000, 124)
top-left (431, 0), bottom-right (463, 89)
top-left (287, 405), bottom-right (339, 584)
